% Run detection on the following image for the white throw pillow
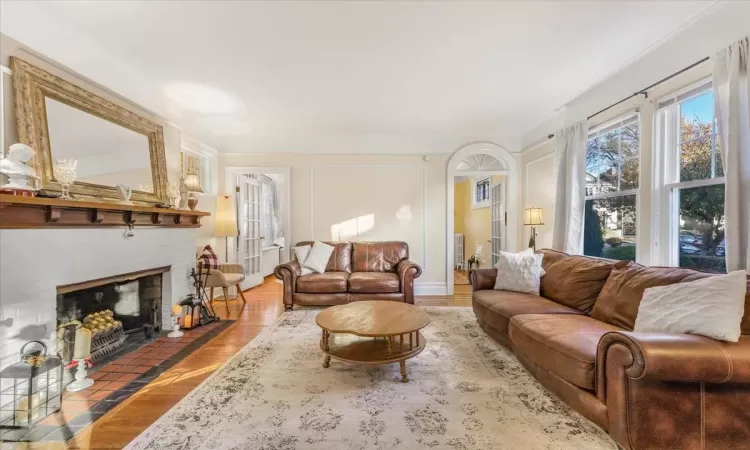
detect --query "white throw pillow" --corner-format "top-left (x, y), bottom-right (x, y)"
top-left (302, 241), bottom-right (335, 274)
top-left (493, 250), bottom-right (543, 295)
top-left (293, 245), bottom-right (313, 276)
top-left (519, 248), bottom-right (545, 277)
top-left (634, 270), bottom-right (747, 342)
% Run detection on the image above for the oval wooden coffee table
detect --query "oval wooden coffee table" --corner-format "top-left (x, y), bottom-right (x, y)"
top-left (315, 301), bottom-right (430, 382)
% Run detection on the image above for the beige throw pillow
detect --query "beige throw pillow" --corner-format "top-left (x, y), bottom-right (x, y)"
top-left (634, 270), bottom-right (747, 342)
top-left (293, 245), bottom-right (313, 276)
top-left (302, 241), bottom-right (335, 274)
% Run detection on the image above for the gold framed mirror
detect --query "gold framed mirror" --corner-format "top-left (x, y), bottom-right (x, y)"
top-left (11, 57), bottom-right (168, 204)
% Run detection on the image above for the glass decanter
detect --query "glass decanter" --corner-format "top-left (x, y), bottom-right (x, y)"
top-left (167, 181), bottom-right (181, 208)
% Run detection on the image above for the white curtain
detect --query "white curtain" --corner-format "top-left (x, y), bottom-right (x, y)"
top-left (552, 120), bottom-right (589, 254)
top-left (713, 37), bottom-right (750, 271)
top-left (260, 175), bottom-right (284, 247)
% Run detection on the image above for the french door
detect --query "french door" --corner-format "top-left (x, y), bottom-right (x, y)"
top-left (490, 182), bottom-right (505, 266)
top-left (237, 175), bottom-right (263, 290)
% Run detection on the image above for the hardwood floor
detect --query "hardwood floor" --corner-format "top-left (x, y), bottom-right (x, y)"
top-left (61, 278), bottom-right (472, 449)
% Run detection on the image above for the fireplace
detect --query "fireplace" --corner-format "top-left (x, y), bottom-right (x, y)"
top-left (55, 267), bottom-right (167, 363)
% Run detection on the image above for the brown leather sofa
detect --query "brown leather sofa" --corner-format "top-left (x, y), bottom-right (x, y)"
top-left (471, 249), bottom-right (750, 450)
top-left (274, 241), bottom-right (422, 311)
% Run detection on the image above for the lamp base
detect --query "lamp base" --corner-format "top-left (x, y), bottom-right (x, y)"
top-left (528, 227), bottom-right (537, 252)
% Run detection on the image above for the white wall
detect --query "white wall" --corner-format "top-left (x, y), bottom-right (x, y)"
top-left (220, 153), bottom-right (448, 292)
top-left (522, 141), bottom-right (556, 250)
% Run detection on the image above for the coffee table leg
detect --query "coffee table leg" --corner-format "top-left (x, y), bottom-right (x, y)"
top-left (399, 360), bottom-right (408, 383)
top-left (323, 355), bottom-right (331, 368)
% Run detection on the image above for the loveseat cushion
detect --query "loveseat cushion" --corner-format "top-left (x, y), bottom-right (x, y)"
top-left (472, 290), bottom-right (583, 337)
top-left (591, 263), bottom-right (714, 330)
top-left (352, 242), bottom-right (408, 272)
top-left (296, 272), bottom-right (349, 294)
top-left (538, 249), bottom-right (626, 313)
top-left (509, 314), bottom-right (623, 390)
top-left (348, 272), bottom-right (400, 293)
top-left (295, 241), bottom-right (353, 273)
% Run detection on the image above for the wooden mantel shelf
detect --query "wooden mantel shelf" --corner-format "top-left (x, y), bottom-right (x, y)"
top-left (0, 194), bottom-right (210, 229)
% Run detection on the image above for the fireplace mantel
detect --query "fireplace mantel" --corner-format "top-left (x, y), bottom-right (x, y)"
top-left (0, 194), bottom-right (209, 229)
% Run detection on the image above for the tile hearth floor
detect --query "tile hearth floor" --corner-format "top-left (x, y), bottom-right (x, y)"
top-left (0, 321), bottom-right (232, 444)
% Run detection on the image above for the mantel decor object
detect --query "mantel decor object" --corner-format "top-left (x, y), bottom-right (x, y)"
top-left (52, 158), bottom-right (77, 200)
top-left (167, 182), bottom-right (181, 209)
top-left (183, 173), bottom-right (203, 211)
top-left (524, 207), bottom-right (544, 251)
top-left (0, 143), bottom-right (40, 194)
top-left (116, 184), bottom-right (133, 205)
top-left (0, 341), bottom-right (63, 428)
top-left (168, 304), bottom-right (184, 338)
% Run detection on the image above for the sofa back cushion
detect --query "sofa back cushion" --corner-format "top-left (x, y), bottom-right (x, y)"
top-left (538, 249), bottom-right (625, 313)
top-left (352, 242), bottom-right (408, 272)
top-left (295, 241), bottom-right (352, 273)
top-left (591, 263), bottom-right (714, 330)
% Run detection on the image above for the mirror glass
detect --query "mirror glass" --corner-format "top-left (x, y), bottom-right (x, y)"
top-left (45, 97), bottom-right (154, 193)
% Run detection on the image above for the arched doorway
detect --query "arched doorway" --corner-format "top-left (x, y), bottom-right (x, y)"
top-left (446, 142), bottom-right (518, 295)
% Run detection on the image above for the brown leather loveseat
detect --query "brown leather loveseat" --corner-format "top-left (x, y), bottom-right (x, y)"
top-left (471, 249), bottom-right (750, 450)
top-left (274, 241), bottom-right (422, 311)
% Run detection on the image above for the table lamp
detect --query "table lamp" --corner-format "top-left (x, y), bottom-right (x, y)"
top-left (216, 195), bottom-right (239, 261)
top-left (183, 174), bottom-right (203, 211)
top-left (524, 207), bottom-right (544, 251)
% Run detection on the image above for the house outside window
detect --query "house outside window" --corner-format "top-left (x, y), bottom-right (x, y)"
top-left (583, 114), bottom-right (639, 261)
top-left (472, 177), bottom-right (491, 209)
top-left (655, 81), bottom-right (725, 273)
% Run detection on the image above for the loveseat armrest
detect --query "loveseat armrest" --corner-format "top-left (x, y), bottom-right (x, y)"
top-left (397, 260), bottom-right (422, 304)
top-left (469, 269), bottom-right (497, 291)
top-left (274, 261), bottom-right (301, 310)
top-left (597, 331), bottom-right (750, 385)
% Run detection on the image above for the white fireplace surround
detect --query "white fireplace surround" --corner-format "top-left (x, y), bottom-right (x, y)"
top-left (0, 227), bottom-right (197, 371)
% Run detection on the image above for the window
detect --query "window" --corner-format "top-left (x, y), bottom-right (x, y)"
top-left (656, 82), bottom-right (725, 273)
top-left (472, 177), bottom-right (490, 208)
top-left (583, 114), bottom-right (639, 261)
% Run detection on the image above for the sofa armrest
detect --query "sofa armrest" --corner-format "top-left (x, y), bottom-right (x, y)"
top-left (218, 263), bottom-right (244, 275)
top-left (274, 261), bottom-right (301, 310)
top-left (469, 269), bottom-right (497, 291)
top-left (397, 260), bottom-right (422, 304)
top-left (597, 331), bottom-right (750, 385)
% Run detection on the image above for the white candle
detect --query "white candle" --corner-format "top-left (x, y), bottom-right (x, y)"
top-left (73, 327), bottom-right (92, 359)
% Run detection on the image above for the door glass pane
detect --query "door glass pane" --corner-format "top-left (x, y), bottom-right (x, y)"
top-left (583, 195), bottom-right (636, 261)
top-left (678, 184), bottom-right (726, 273)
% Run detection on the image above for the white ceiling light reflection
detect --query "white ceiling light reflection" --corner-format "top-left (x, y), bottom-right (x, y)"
top-left (164, 83), bottom-right (239, 114)
top-left (196, 116), bottom-right (252, 136)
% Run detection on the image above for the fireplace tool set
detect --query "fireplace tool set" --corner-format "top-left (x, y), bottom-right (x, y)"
top-left (180, 267), bottom-right (219, 330)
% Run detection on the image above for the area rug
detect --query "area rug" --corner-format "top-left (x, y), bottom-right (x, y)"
top-left (126, 308), bottom-right (615, 450)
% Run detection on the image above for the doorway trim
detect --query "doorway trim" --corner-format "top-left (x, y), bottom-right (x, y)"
top-left (446, 142), bottom-right (518, 295)
top-left (225, 166), bottom-right (292, 263)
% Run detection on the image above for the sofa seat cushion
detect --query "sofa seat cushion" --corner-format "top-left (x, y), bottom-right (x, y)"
top-left (348, 272), bottom-right (400, 293)
top-left (509, 314), bottom-right (623, 390)
top-left (472, 290), bottom-right (583, 337)
top-left (297, 272), bottom-right (349, 294)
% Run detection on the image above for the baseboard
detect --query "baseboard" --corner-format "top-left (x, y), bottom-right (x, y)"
top-left (414, 283), bottom-right (448, 296)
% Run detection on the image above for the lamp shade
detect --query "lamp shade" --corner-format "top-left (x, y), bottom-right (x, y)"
top-left (183, 174), bottom-right (203, 193)
top-left (524, 207), bottom-right (544, 226)
top-left (215, 195), bottom-right (238, 237)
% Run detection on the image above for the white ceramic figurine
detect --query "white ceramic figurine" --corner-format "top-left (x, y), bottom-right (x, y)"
top-left (0, 143), bottom-right (39, 192)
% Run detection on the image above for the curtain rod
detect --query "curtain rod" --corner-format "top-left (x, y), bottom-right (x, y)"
top-left (545, 56), bottom-right (710, 140)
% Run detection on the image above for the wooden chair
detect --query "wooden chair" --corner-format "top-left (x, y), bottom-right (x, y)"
top-left (198, 262), bottom-right (248, 313)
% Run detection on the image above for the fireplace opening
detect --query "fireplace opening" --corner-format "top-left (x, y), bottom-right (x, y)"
top-left (55, 267), bottom-right (167, 364)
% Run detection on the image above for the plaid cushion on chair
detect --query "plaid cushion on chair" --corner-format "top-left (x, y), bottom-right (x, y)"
top-left (199, 245), bottom-right (220, 270)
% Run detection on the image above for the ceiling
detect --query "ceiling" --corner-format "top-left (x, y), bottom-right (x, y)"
top-left (1, 1), bottom-right (717, 153)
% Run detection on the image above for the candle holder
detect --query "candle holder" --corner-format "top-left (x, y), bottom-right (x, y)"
top-left (65, 358), bottom-right (93, 392)
top-left (168, 304), bottom-right (184, 338)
